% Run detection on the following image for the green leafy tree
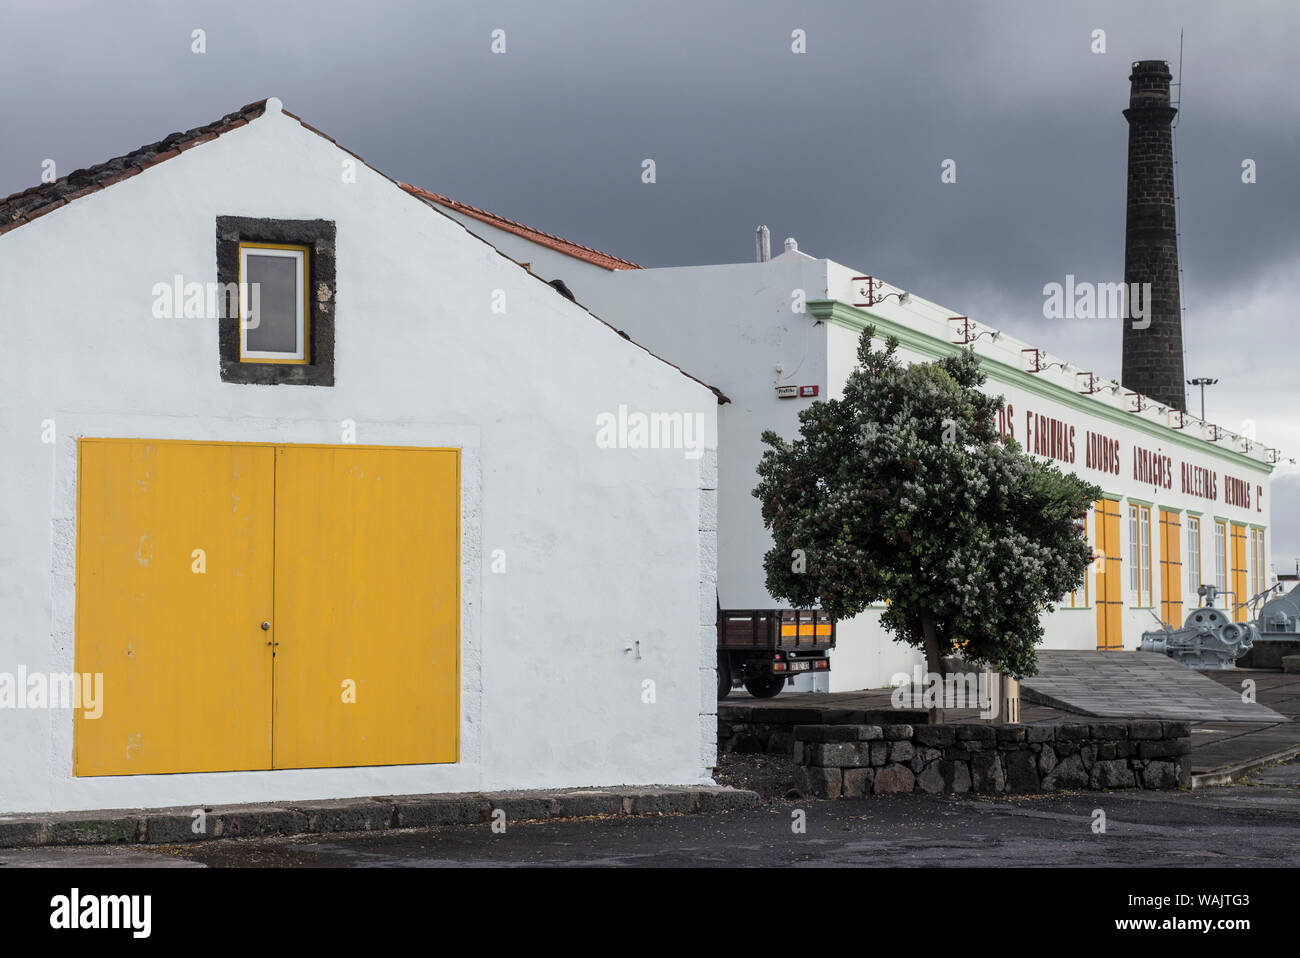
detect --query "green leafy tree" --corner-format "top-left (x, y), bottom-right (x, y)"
top-left (753, 327), bottom-right (1100, 679)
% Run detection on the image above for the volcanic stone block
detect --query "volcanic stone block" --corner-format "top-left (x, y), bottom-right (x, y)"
top-left (857, 725), bottom-right (884, 741)
top-left (889, 741), bottom-right (915, 764)
top-left (810, 742), bottom-right (868, 767)
top-left (794, 724), bottom-right (860, 743)
top-left (970, 752), bottom-right (1006, 794)
top-left (995, 726), bottom-right (1027, 744)
top-left (873, 764), bottom-right (915, 795)
top-left (1004, 750), bottom-right (1041, 793)
top-left (842, 767), bottom-right (875, 798)
top-left (1038, 745), bottom-right (1058, 775)
top-left (1129, 720), bottom-right (1164, 740)
top-left (883, 724), bottom-right (914, 741)
top-left (1079, 745), bottom-right (1097, 770)
top-left (913, 726), bottom-right (957, 747)
top-left (1027, 725), bottom-right (1055, 743)
top-left (1090, 760), bottom-right (1136, 789)
top-left (797, 765), bottom-right (843, 799)
top-left (957, 725), bottom-right (996, 743)
top-left (1090, 723), bottom-right (1129, 739)
top-left (916, 761), bottom-right (945, 794)
top-left (1057, 723), bottom-right (1092, 741)
top-left (1042, 754), bottom-right (1089, 791)
top-left (1138, 739), bottom-right (1191, 759)
top-left (1161, 721), bottom-right (1192, 739)
top-left (1140, 761), bottom-right (1179, 789)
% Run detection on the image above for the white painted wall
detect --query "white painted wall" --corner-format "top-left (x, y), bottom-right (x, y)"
top-left (508, 246), bottom-right (1274, 692)
top-left (0, 102), bottom-right (719, 814)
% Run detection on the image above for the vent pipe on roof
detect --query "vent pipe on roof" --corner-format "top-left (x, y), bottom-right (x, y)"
top-left (756, 225), bottom-right (771, 262)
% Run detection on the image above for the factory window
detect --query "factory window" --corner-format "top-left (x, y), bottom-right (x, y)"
top-left (1129, 504), bottom-right (1152, 606)
top-left (1139, 506), bottom-right (1151, 605)
top-left (1186, 516), bottom-right (1200, 594)
top-left (1214, 521), bottom-right (1227, 601)
top-left (1249, 528), bottom-right (1265, 598)
top-left (1129, 505), bottom-right (1140, 595)
top-left (238, 242), bottom-right (309, 363)
top-left (1246, 528), bottom-right (1257, 604)
top-left (1258, 530), bottom-right (1266, 594)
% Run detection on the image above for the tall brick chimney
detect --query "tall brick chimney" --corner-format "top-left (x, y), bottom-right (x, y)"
top-left (1121, 60), bottom-right (1186, 411)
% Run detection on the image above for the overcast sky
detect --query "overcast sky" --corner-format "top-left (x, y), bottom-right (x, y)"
top-left (4, 0), bottom-right (1298, 566)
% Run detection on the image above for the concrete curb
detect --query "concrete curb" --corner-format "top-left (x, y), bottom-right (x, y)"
top-left (0, 786), bottom-right (758, 849)
top-left (1190, 744), bottom-right (1300, 788)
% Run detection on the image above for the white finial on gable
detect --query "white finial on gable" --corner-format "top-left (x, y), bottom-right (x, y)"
top-left (265, 97), bottom-right (283, 115)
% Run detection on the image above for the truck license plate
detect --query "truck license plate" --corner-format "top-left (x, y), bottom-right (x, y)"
top-left (788, 661), bottom-right (810, 672)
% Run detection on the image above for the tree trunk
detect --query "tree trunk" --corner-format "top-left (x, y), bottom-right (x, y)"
top-left (920, 613), bottom-right (943, 678)
top-left (920, 613), bottom-right (944, 724)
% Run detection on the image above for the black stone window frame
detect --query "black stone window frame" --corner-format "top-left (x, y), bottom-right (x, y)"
top-left (217, 216), bottom-right (336, 386)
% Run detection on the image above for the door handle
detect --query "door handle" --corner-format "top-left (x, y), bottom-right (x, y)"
top-left (261, 621), bottom-right (271, 631)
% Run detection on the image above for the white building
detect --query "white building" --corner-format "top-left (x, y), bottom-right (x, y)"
top-left (421, 195), bottom-right (1275, 692)
top-left (0, 99), bottom-right (722, 814)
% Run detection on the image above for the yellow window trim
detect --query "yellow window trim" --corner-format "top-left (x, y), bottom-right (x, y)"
top-left (237, 241), bottom-right (311, 365)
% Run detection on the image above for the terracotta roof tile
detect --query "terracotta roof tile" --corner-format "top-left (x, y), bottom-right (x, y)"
top-left (400, 183), bottom-right (641, 272)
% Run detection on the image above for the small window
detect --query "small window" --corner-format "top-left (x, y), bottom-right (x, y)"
top-left (1129, 503), bottom-right (1152, 606)
top-left (238, 242), bottom-right (309, 363)
top-left (1214, 521), bottom-right (1227, 598)
top-left (1186, 516), bottom-right (1200, 594)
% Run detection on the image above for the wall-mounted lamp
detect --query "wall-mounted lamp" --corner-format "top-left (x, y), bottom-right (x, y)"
top-left (851, 276), bottom-right (909, 308)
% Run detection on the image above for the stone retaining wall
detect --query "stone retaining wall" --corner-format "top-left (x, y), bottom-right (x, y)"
top-left (794, 721), bottom-right (1191, 798)
top-left (719, 706), bottom-right (930, 755)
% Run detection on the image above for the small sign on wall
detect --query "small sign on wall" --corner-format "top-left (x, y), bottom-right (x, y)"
top-left (777, 385), bottom-right (820, 399)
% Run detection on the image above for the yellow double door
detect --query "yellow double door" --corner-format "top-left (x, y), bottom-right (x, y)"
top-left (74, 440), bottom-right (459, 776)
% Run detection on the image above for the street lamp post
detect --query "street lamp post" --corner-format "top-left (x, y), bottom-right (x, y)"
top-left (1187, 377), bottom-right (1218, 421)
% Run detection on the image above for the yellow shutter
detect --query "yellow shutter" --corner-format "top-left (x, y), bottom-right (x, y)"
top-left (1094, 499), bottom-right (1123, 649)
top-left (1159, 510), bottom-right (1182, 626)
top-left (1230, 524), bottom-right (1248, 622)
top-left (75, 440), bottom-right (276, 775)
top-left (271, 445), bottom-right (460, 769)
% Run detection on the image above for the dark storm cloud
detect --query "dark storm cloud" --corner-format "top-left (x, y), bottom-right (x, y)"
top-left (3, 0), bottom-right (1298, 552)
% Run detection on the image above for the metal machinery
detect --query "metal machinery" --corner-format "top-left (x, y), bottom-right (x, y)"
top-left (1139, 585), bottom-right (1259, 669)
top-left (1258, 581), bottom-right (1300, 635)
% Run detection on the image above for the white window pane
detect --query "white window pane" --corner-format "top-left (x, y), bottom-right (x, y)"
top-left (245, 253), bottom-right (300, 354)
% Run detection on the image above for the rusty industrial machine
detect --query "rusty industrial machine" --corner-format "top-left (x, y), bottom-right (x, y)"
top-left (1139, 585), bottom-right (1259, 669)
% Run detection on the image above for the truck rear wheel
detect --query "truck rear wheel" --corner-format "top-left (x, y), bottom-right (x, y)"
top-left (744, 677), bottom-right (785, 698)
top-left (717, 652), bottom-right (732, 699)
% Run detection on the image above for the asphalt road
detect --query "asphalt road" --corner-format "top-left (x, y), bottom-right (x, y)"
top-left (5, 760), bottom-right (1297, 868)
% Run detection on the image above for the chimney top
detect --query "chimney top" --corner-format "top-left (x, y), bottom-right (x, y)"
top-left (1128, 60), bottom-right (1174, 109)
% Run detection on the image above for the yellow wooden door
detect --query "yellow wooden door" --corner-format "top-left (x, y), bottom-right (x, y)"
top-left (270, 445), bottom-right (459, 769)
top-left (74, 440), bottom-right (275, 775)
top-left (1159, 510), bottom-right (1182, 626)
top-left (1230, 523), bottom-right (1247, 622)
top-left (1094, 499), bottom-right (1123, 649)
